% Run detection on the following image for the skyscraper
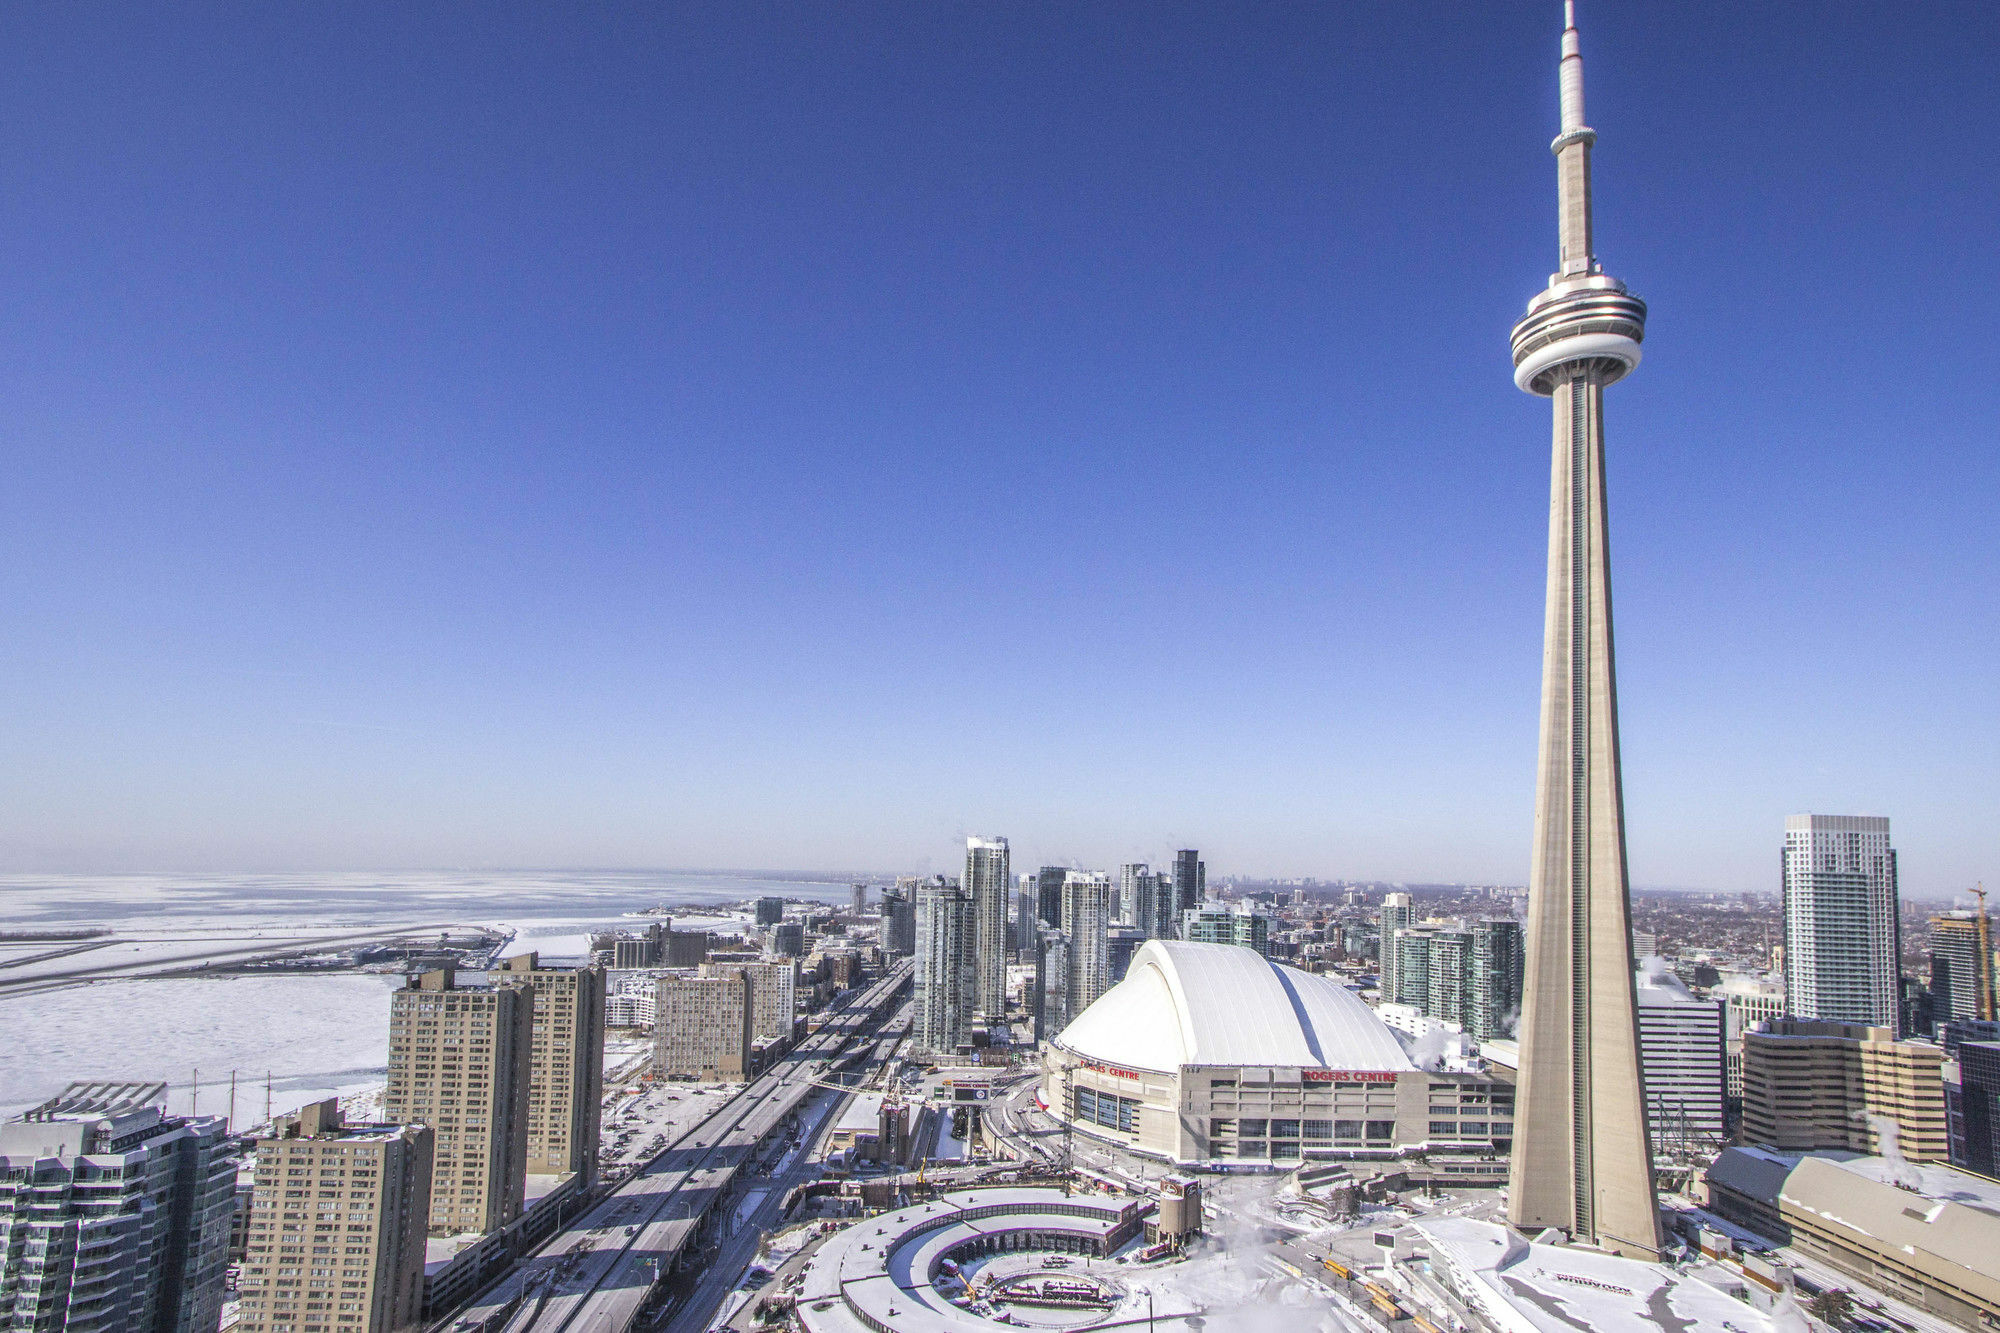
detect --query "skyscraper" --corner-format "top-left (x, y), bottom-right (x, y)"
top-left (0, 1082), bottom-right (236, 1333)
top-left (496, 953), bottom-right (606, 1184)
top-left (1930, 911), bottom-right (1996, 1023)
top-left (965, 836), bottom-right (1011, 1021)
top-left (1505, 3), bottom-right (1662, 1259)
top-left (913, 876), bottom-right (974, 1058)
top-left (1378, 892), bottom-right (1414, 999)
top-left (1782, 814), bottom-right (1901, 1029)
top-left (1634, 969), bottom-right (1726, 1151)
top-left (1468, 918), bottom-right (1526, 1044)
top-left (235, 1099), bottom-right (432, 1333)
top-left (1035, 866), bottom-right (1067, 930)
top-left (1171, 850), bottom-right (1204, 928)
top-left (1119, 863), bottom-right (1151, 932)
top-left (1061, 871), bottom-right (1114, 1019)
top-left (384, 969), bottom-right (533, 1235)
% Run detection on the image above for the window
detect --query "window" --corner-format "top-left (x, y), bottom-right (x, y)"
top-left (1271, 1120), bottom-right (1300, 1138)
top-left (1366, 1120), bottom-right (1395, 1142)
top-left (1430, 1121), bottom-right (1459, 1136)
top-left (1335, 1120), bottom-right (1364, 1141)
top-left (1239, 1119), bottom-right (1268, 1137)
top-left (1303, 1120), bottom-right (1332, 1141)
top-left (1459, 1122), bottom-right (1489, 1135)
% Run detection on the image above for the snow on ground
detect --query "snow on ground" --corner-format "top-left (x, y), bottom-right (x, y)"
top-left (0, 974), bottom-right (404, 1120)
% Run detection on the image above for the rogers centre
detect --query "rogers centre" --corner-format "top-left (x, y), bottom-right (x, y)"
top-left (1042, 941), bottom-right (1513, 1167)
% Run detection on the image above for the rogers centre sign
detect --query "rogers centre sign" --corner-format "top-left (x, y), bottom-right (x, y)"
top-left (1302, 1070), bottom-right (1399, 1084)
top-left (1080, 1061), bottom-right (1143, 1081)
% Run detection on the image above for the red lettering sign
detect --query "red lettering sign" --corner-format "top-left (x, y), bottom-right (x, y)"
top-left (1082, 1061), bottom-right (1142, 1081)
top-left (1303, 1070), bottom-right (1399, 1084)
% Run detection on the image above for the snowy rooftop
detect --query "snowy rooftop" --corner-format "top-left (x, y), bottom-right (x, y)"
top-left (1415, 1217), bottom-right (1779, 1333)
top-left (1055, 940), bottom-right (1414, 1074)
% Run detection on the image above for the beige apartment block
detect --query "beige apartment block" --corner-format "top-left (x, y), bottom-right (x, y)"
top-left (235, 1099), bottom-right (432, 1333)
top-left (496, 953), bottom-right (607, 1183)
top-left (384, 969), bottom-right (532, 1235)
top-left (1742, 1019), bottom-right (1947, 1161)
top-left (655, 974), bottom-right (752, 1080)
top-left (699, 959), bottom-right (798, 1045)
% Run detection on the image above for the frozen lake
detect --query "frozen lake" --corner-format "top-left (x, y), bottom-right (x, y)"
top-left (0, 869), bottom-right (857, 1120)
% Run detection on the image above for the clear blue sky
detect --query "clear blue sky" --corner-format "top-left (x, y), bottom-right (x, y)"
top-left (2, 3), bottom-right (1994, 894)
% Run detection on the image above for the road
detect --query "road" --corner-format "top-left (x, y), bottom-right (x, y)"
top-left (442, 963), bottom-right (912, 1333)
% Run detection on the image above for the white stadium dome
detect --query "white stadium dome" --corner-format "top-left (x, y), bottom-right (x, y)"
top-left (1056, 940), bottom-right (1414, 1075)
top-left (1041, 941), bottom-right (1507, 1168)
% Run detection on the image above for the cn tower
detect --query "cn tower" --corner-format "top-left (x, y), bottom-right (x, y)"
top-left (1505, 3), bottom-right (1661, 1259)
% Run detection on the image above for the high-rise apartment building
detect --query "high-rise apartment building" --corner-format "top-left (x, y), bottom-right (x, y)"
top-left (1378, 893), bottom-right (1414, 999)
top-left (383, 969), bottom-right (532, 1235)
top-left (1634, 970), bottom-right (1726, 1149)
top-left (1035, 867), bottom-right (1067, 930)
top-left (235, 1099), bottom-right (432, 1333)
top-left (754, 897), bottom-right (785, 927)
top-left (1119, 864), bottom-right (1152, 934)
top-left (1782, 814), bottom-right (1901, 1029)
top-left (913, 876), bottom-right (974, 1058)
top-left (1467, 919), bottom-right (1525, 1044)
top-left (1179, 904), bottom-right (1269, 956)
top-left (1741, 1019), bottom-right (1947, 1162)
top-left (965, 836), bottom-right (1011, 1021)
top-left (1505, 4), bottom-right (1661, 1258)
top-left (0, 1082), bottom-right (235, 1333)
top-left (700, 959), bottom-right (798, 1044)
top-left (654, 974), bottom-right (753, 1080)
top-left (880, 886), bottom-right (915, 957)
top-left (1033, 928), bottom-right (1071, 1044)
top-left (850, 883), bottom-right (868, 917)
top-left (1062, 871), bottom-right (1114, 1019)
top-left (494, 953), bottom-right (605, 1184)
top-left (1930, 912), bottom-right (1997, 1023)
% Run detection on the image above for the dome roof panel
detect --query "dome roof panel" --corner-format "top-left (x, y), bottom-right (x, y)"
top-left (1055, 940), bottom-right (1414, 1075)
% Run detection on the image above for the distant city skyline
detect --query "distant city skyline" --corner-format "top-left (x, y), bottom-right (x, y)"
top-left (0, 5), bottom-right (1992, 892)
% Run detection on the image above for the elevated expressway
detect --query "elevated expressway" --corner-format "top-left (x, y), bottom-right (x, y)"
top-left (443, 962), bottom-right (913, 1333)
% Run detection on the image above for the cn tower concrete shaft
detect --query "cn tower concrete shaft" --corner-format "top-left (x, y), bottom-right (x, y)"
top-left (1505, 2), bottom-right (1662, 1261)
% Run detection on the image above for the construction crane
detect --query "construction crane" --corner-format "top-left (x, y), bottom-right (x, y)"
top-left (1974, 884), bottom-right (1994, 1022)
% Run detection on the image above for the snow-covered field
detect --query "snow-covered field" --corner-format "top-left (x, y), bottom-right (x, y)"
top-left (0, 870), bottom-right (851, 1124)
top-left (1, 974), bottom-right (404, 1119)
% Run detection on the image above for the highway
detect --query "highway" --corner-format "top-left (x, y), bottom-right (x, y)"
top-left (442, 962), bottom-right (912, 1333)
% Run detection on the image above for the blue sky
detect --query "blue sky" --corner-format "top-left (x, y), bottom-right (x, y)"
top-left (1, 3), bottom-right (1994, 894)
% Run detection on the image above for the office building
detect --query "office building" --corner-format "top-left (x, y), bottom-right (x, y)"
top-left (1505, 4), bottom-right (1661, 1258)
top-left (1106, 925), bottom-right (1147, 984)
top-left (495, 953), bottom-right (605, 1184)
top-left (1062, 871), bottom-right (1115, 1019)
top-left (1171, 850), bottom-right (1205, 927)
top-left (850, 883), bottom-right (868, 916)
top-left (0, 1082), bottom-right (235, 1333)
top-left (1035, 866), bottom-right (1067, 930)
top-left (1378, 893), bottom-right (1414, 998)
top-left (767, 920), bottom-right (805, 958)
top-left (654, 973), bottom-right (753, 1080)
top-left (1946, 1041), bottom-right (2000, 1180)
top-left (235, 1099), bottom-right (432, 1333)
top-left (383, 970), bottom-right (532, 1236)
top-left (965, 836), bottom-right (1011, 1021)
top-left (912, 876), bottom-right (974, 1058)
top-left (1715, 974), bottom-right (1785, 1098)
top-left (753, 897), bottom-right (785, 927)
top-left (1782, 814), bottom-right (1901, 1029)
top-left (1931, 911), bottom-right (1997, 1023)
top-left (1180, 904), bottom-right (1269, 957)
top-left (1741, 1019), bottom-right (1947, 1161)
top-left (700, 958), bottom-right (797, 1044)
top-left (663, 928), bottom-right (711, 967)
top-left (1634, 969), bottom-right (1726, 1150)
